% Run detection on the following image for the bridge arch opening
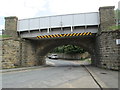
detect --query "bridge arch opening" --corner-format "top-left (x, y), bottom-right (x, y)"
top-left (35, 37), bottom-right (96, 66)
top-left (46, 44), bottom-right (92, 66)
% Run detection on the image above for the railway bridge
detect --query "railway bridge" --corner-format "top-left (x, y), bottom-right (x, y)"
top-left (2, 6), bottom-right (119, 70)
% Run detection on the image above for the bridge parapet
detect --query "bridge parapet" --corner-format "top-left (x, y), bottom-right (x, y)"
top-left (18, 12), bottom-right (99, 31)
top-left (17, 12), bottom-right (99, 38)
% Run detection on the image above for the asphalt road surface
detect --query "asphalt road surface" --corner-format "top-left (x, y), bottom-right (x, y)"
top-left (2, 59), bottom-right (118, 88)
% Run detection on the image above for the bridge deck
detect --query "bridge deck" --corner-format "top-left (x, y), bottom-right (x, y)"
top-left (17, 12), bottom-right (100, 38)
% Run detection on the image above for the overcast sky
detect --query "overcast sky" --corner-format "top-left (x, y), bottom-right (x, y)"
top-left (0, 0), bottom-right (119, 31)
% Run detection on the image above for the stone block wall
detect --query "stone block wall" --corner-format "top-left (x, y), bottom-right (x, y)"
top-left (96, 30), bottom-right (120, 70)
top-left (2, 38), bottom-right (21, 68)
top-left (0, 38), bottom-right (2, 69)
top-left (99, 6), bottom-right (116, 31)
top-left (2, 38), bottom-right (39, 69)
top-left (2, 30), bottom-right (119, 70)
top-left (4, 17), bottom-right (18, 38)
top-left (21, 39), bottom-right (38, 67)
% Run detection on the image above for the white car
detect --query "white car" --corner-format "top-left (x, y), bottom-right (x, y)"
top-left (48, 54), bottom-right (58, 59)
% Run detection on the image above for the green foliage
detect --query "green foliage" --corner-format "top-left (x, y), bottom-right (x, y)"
top-left (108, 25), bottom-right (120, 30)
top-left (52, 45), bottom-right (85, 54)
top-left (108, 9), bottom-right (120, 30)
top-left (0, 35), bottom-right (12, 38)
top-left (115, 9), bottom-right (120, 19)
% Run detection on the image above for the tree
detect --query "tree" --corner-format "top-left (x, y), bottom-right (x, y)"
top-left (51, 45), bottom-right (85, 54)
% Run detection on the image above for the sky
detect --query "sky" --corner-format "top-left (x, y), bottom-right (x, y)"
top-left (0, 0), bottom-right (119, 34)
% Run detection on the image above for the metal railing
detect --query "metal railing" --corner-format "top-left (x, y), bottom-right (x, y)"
top-left (17, 12), bottom-right (100, 32)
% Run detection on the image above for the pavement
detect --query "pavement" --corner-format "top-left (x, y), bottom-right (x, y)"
top-left (0, 66), bottom-right (45, 73)
top-left (1, 59), bottom-right (119, 89)
top-left (86, 66), bottom-right (119, 88)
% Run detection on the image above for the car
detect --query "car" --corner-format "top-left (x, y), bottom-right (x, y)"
top-left (48, 54), bottom-right (58, 59)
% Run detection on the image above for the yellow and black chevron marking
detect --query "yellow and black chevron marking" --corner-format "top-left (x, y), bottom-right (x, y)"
top-left (37, 32), bottom-right (92, 39)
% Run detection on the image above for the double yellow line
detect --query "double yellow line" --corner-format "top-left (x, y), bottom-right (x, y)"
top-left (37, 32), bottom-right (92, 39)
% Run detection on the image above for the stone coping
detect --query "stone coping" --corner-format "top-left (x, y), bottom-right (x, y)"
top-left (101, 29), bottom-right (120, 33)
top-left (99, 6), bottom-right (115, 10)
top-left (4, 16), bottom-right (18, 20)
top-left (0, 37), bottom-right (21, 41)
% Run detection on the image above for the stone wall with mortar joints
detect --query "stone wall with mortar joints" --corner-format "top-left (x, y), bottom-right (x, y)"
top-left (96, 30), bottom-right (120, 70)
top-left (4, 17), bottom-right (18, 38)
top-left (0, 39), bottom-right (2, 69)
top-left (21, 39), bottom-right (38, 67)
top-left (99, 6), bottom-right (116, 31)
top-left (2, 38), bottom-right (40, 68)
top-left (2, 38), bottom-right (21, 68)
